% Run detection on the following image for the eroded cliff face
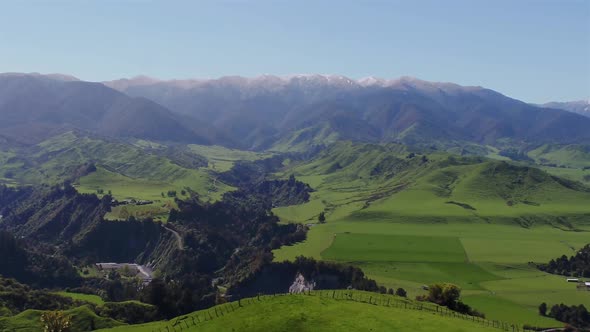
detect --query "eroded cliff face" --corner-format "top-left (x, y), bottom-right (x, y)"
top-left (289, 273), bottom-right (315, 294)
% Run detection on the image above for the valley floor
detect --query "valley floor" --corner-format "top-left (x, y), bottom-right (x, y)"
top-left (274, 220), bottom-right (590, 326)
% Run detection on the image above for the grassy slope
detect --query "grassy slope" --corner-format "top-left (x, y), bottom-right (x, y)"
top-left (98, 292), bottom-right (501, 332)
top-left (187, 144), bottom-right (273, 172)
top-left (0, 305), bottom-right (124, 332)
top-left (1, 132), bottom-right (230, 199)
top-left (528, 144), bottom-right (590, 169)
top-left (55, 292), bottom-right (105, 305)
top-left (272, 142), bottom-right (590, 326)
top-left (527, 144), bottom-right (590, 183)
top-left (0, 132), bottom-right (233, 220)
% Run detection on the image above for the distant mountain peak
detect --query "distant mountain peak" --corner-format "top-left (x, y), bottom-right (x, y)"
top-left (0, 72), bottom-right (79, 82)
top-left (540, 100), bottom-right (590, 118)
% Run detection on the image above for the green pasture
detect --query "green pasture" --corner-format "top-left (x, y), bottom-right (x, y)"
top-left (56, 292), bottom-right (105, 305)
top-left (322, 233), bottom-right (468, 263)
top-left (272, 143), bottom-right (590, 327)
top-left (540, 166), bottom-right (589, 184)
top-left (274, 220), bottom-right (590, 326)
top-left (98, 292), bottom-right (500, 332)
top-left (528, 144), bottom-right (590, 169)
top-left (187, 144), bottom-right (272, 172)
top-left (0, 305), bottom-right (123, 332)
top-left (76, 166), bottom-right (230, 216)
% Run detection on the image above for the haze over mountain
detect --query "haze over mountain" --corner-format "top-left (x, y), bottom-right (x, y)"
top-left (105, 74), bottom-right (590, 150)
top-left (0, 73), bottom-right (229, 145)
top-left (1, 72), bottom-right (588, 150)
top-left (540, 100), bottom-right (590, 118)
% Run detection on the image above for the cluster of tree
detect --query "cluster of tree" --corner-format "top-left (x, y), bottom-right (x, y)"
top-left (218, 155), bottom-right (288, 187)
top-left (0, 231), bottom-right (81, 288)
top-left (226, 256), bottom-right (381, 298)
top-left (417, 283), bottom-right (484, 318)
top-left (0, 185), bottom-right (34, 217)
top-left (377, 286), bottom-right (407, 297)
top-left (539, 302), bottom-right (590, 329)
top-left (538, 244), bottom-right (590, 277)
top-left (139, 275), bottom-right (215, 319)
top-left (258, 175), bottom-right (313, 207)
top-left (0, 276), bottom-right (81, 315)
top-left (0, 184), bottom-right (111, 246)
top-left (0, 275), bottom-right (160, 325)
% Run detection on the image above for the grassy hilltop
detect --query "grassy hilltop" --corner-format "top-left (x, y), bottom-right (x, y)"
top-left (98, 292), bottom-right (505, 332)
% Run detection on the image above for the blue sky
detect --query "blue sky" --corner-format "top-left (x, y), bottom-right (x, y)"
top-left (0, 0), bottom-right (588, 103)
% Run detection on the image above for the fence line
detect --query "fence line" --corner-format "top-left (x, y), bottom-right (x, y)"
top-left (151, 290), bottom-right (544, 332)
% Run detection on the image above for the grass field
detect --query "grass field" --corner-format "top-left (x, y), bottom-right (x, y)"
top-left (56, 292), bottom-right (105, 305)
top-left (0, 132), bottom-right (233, 220)
top-left (187, 144), bottom-right (273, 172)
top-left (98, 292), bottom-right (503, 332)
top-left (272, 142), bottom-right (590, 327)
top-left (528, 144), bottom-right (590, 169)
top-left (0, 305), bottom-right (123, 332)
top-left (275, 221), bottom-right (590, 326)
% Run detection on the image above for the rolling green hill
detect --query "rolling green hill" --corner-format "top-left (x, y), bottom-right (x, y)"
top-left (0, 305), bottom-right (124, 332)
top-left (97, 291), bottom-right (510, 332)
top-left (272, 142), bottom-right (590, 326)
top-left (528, 144), bottom-right (590, 169)
top-left (0, 131), bottom-right (230, 199)
top-left (0, 132), bottom-right (233, 220)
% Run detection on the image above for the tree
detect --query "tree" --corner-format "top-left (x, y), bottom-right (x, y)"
top-left (395, 288), bottom-right (407, 298)
top-left (41, 311), bottom-right (72, 332)
top-left (539, 302), bottom-right (547, 316)
top-left (318, 212), bottom-right (326, 224)
top-left (426, 283), bottom-right (461, 306)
